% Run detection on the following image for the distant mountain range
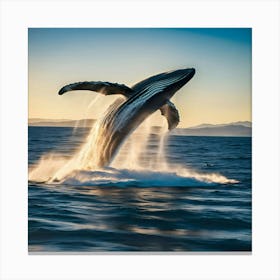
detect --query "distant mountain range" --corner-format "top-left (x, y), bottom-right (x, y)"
top-left (28, 118), bottom-right (95, 127)
top-left (172, 121), bottom-right (251, 137)
top-left (28, 119), bottom-right (252, 137)
top-left (187, 121), bottom-right (252, 129)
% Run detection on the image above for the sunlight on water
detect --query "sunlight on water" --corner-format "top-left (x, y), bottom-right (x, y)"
top-left (28, 96), bottom-right (238, 186)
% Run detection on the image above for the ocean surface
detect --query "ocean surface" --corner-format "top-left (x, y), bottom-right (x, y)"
top-left (28, 126), bottom-right (252, 252)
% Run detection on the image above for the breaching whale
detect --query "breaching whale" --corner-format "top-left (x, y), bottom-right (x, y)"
top-left (58, 68), bottom-right (195, 168)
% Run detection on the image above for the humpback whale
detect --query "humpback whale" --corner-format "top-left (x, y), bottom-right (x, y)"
top-left (58, 68), bottom-right (195, 168)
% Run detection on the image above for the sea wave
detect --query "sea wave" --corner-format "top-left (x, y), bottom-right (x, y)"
top-left (29, 165), bottom-right (238, 187)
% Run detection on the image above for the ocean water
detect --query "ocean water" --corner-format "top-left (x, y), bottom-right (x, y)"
top-left (28, 126), bottom-right (251, 252)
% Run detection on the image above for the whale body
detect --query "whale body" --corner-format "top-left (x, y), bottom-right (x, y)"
top-left (58, 68), bottom-right (195, 168)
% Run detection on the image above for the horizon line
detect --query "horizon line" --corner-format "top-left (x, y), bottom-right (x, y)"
top-left (28, 118), bottom-right (252, 128)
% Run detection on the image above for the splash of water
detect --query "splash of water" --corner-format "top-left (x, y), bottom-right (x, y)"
top-left (111, 116), bottom-right (153, 170)
top-left (45, 98), bottom-right (121, 181)
top-left (154, 119), bottom-right (169, 170)
top-left (28, 97), bottom-right (238, 186)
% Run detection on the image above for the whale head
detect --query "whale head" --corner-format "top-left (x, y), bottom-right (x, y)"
top-left (131, 68), bottom-right (195, 100)
top-left (129, 68), bottom-right (195, 116)
top-left (160, 68), bottom-right (195, 100)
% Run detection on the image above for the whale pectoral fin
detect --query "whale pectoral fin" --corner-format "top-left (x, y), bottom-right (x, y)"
top-left (58, 81), bottom-right (134, 98)
top-left (160, 101), bottom-right (180, 130)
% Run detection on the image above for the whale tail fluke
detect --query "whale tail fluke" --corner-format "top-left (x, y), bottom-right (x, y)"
top-left (58, 81), bottom-right (134, 97)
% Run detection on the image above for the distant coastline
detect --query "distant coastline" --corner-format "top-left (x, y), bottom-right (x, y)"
top-left (28, 119), bottom-right (252, 137)
top-left (28, 118), bottom-right (95, 128)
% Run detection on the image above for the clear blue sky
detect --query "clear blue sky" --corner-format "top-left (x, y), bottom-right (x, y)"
top-left (29, 28), bottom-right (251, 127)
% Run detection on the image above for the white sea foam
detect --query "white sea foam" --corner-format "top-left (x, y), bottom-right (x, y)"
top-left (56, 166), bottom-right (238, 187)
top-left (28, 115), bottom-right (238, 186)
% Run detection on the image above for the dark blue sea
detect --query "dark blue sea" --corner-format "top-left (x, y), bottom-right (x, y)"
top-left (28, 126), bottom-right (251, 252)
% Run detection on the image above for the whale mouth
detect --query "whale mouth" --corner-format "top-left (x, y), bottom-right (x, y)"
top-left (161, 68), bottom-right (196, 91)
top-left (177, 68), bottom-right (196, 83)
top-left (188, 68), bottom-right (195, 79)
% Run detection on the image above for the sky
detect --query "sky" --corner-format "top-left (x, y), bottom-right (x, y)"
top-left (28, 28), bottom-right (251, 128)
